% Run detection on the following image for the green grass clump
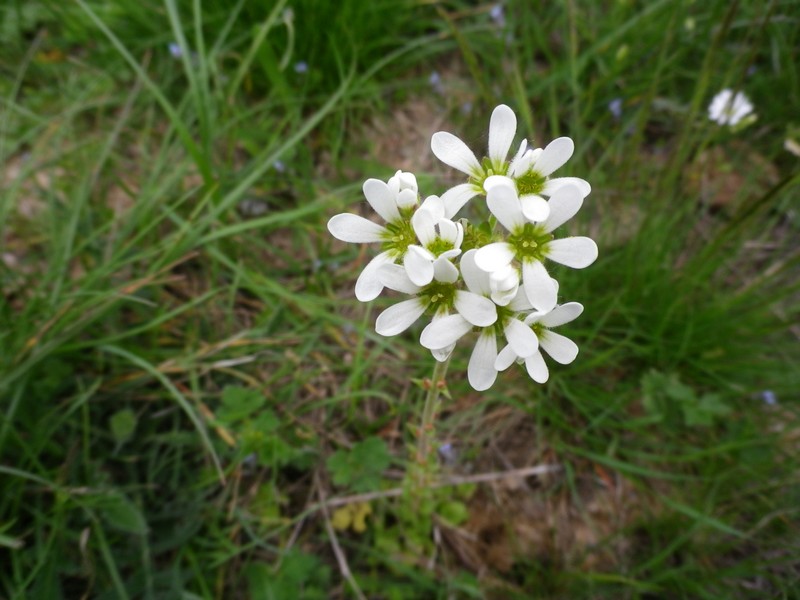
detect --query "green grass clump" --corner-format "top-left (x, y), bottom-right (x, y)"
top-left (1, 0), bottom-right (798, 598)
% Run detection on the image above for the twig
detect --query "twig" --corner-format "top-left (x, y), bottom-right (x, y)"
top-left (315, 474), bottom-right (368, 600)
top-left (318, 463), bottom-right (560, 510)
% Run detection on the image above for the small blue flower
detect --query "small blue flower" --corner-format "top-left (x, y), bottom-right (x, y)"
top-left (490, 4), bottom-right (506, 27)
top-left (294, 61), bottom-right (309, 74)
top-left (760, 390), bottom-right (777, 405)
top-left (429, 71), bottom-right (444, 95)
top-left (608, 98), bottom-right (623, 120)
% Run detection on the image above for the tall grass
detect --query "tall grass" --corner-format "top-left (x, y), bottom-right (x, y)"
top-left (1, 0), bottom-right (798, 598)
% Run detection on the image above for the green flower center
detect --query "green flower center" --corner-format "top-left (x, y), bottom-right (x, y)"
top-left (426, 237), bottom-right (455, 257)
top-left (468, 156), bottom-right (509, 190)
top-left (420, 281), bottom-right (456, 313)
top-left (381, 218), bottom-right (416, 258)
top-left (515, 169), bottom-right (546, 196)
top-left (492, 305), bottom-right (515, 335)
top-left (508, 223), bottom-right (554, 261)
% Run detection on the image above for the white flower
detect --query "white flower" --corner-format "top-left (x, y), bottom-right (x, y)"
top-left (375, 261), bottom-right (497, 344)
top-left (708, 89), bottom-right (754, 126)
top-left (420, 250), bottom-right (537, 390)
top-left (474, 177), bottom-right (597, 312)
top-left (327, 171), bottom-right (419, 301)
top-left (431, 104), bottom-right (590, 219)
top-left (488, 263), bottom-right (519, 306)
top-left (495, 302), bottom-right (584, 383)
top-left (404, 196), bottom-right (464, 286)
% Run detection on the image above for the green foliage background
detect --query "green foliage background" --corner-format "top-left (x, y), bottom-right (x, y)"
top-left (0, 0), bottom-right (798, 598)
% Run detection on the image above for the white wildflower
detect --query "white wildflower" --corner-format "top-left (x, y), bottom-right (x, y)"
top-left (420, 250), bottom-right (538, 390)
top-left (404, 195), bottom-right (464, 286)
top-left (474, 177), bottom-right (597, 312)
top-left (431, 104), bottom-right (591, 219)
top-left (327, 171), bottom-right (419, 301)
top-left (495, 302), bottom-right (584, 383)
top-left (708, 89), bottom-right (754, 126)
top-left (375, 260), bottom-right (497, 344)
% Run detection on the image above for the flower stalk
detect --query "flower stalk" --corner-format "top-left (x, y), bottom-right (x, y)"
top-left (416, 355), bottom-right (450, 470)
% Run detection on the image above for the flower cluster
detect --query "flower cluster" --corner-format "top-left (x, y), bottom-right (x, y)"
top-left (328, 105), bottom-right (597, 390)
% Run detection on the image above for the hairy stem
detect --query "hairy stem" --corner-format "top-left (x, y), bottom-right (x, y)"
top-left (415, 355), bottom-right (450, 473)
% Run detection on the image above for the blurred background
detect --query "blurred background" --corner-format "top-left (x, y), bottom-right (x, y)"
top-left (0, 0), bottom-right (798, 598)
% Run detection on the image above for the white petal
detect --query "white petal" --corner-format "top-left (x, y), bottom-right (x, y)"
top-left (375, 298), bottom-right (427, 336)
top-left (404, 245), bottom-right (435, 286)
top-left (491, 286), bottom-right (518, 307)
top-left (539, 331), bottom-right (579, 364)
top-left (486, 177), bottom-right (526, 231)
top-left (411, 208), bottom-right (437, 247)
top-left (440, 184), bottom-right (479, 218)
top-left (525, 350), bottom-right (549, 383)
top-left (419, 195), bottom-right (445, 221)
top-left (474, 242), bottom-right (515, 273)
top-left (519, 194), bottom-right (550, 222)
top-left (362, 179), bottom-right (400, 223)
top-left (538, 302), bottom-right (584, 328)
top-left (396, 188), bottom-right (418, 210)
top-left (388, 170), bottom-right (418, 195)
top-left (431, 344), bottom-right (455, 362)
top-left (433, 256), bottom-right (459, 283)
top-left (377, 263), bottom-right (422, 294)
top-left (488, 104), bottom-right (517, 167)
top-left (431, 132), bottom-right (481, 177)
top-left (542, 177), bottom-right (591, 198)
top-left (468, 332), bottom-right (498, 391)
top-left (545, 237), bottom-right (598, 268)
top-left (454, 290), bottom-right (497, 327)
top-left (508, 287), bottom-right (533, 312)
top-left (522, 260), bottom-right (557, 312)
top-left (328, 213), bottom-right (386, 243)
top-left (503, 318), bottom-right (539, 358)
top-left (420, 313), bottom-right (473, 349)
top-left (542, 185), bottom-right (583, 233)
top-left (355, 251), bottom-right (394, 301)
top-left (494, 344), bottom-right (517, 371)
top-left (489, 265), bottom-right (519, 306)
top-left (460, 249), bottom-right (491, 296)
top-left (437, 218), bottom-right (458, 243)
top-left (532, 137), bottom-right (574, 177)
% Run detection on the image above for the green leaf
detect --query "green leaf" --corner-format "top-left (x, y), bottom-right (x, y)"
top-left (94, 493), bottom-right (148, 535)
top-left (219, 386), bottom-right (266, 422)
top-left (109, 408), bottom-right (137, 443)
top-left (438, 500), bottom-right (469, 526)
top-left (326, 437), bottom-right (391, 493)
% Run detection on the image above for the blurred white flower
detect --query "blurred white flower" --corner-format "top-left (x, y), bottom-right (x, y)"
top-left (708, 89), bottom-right (754, 126)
